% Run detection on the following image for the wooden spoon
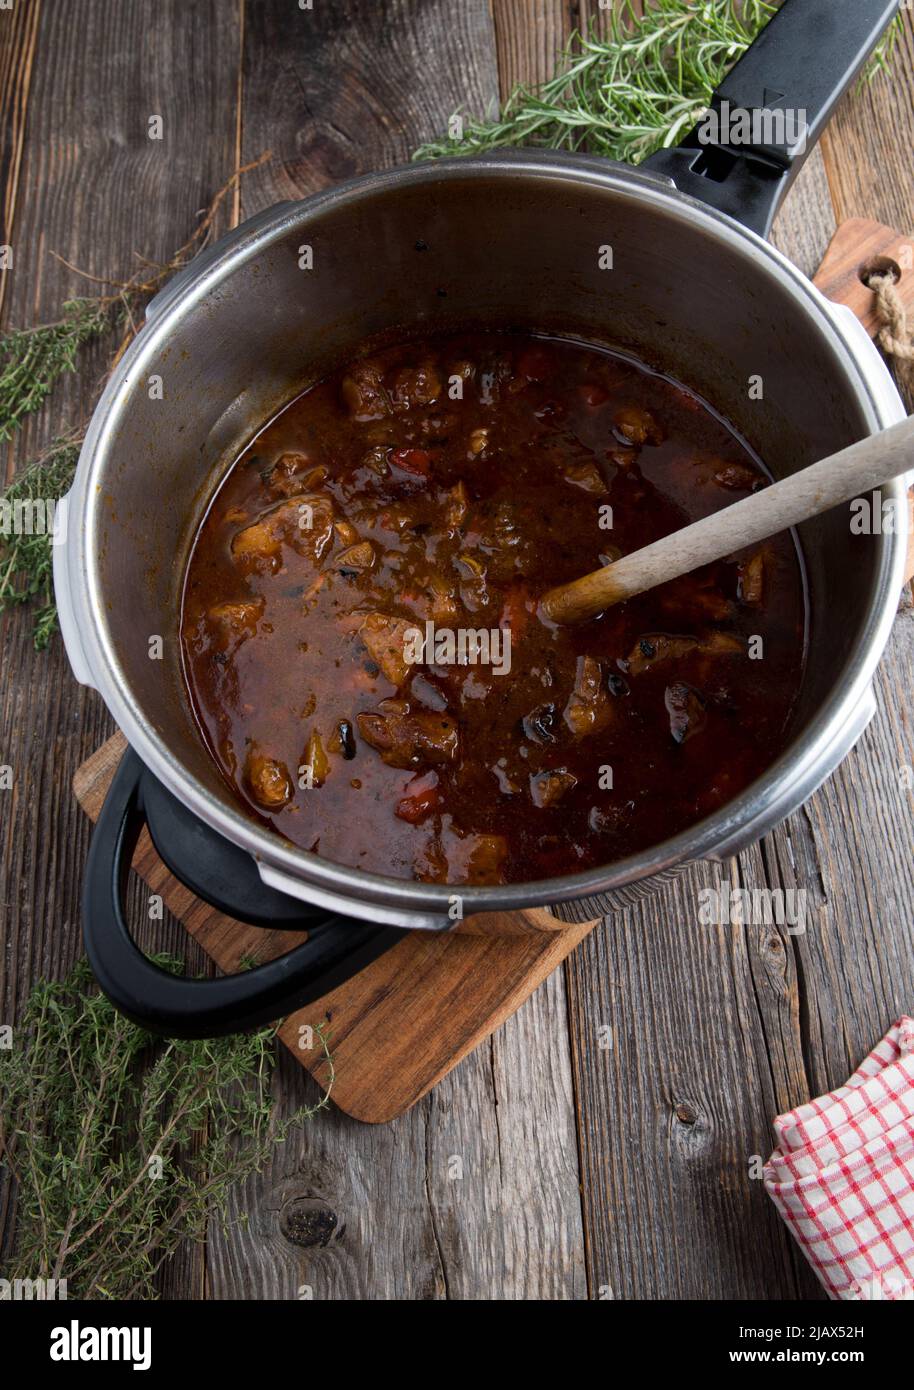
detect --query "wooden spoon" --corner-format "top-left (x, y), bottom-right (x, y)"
top-left (540, 414), bottom-right (914, 625)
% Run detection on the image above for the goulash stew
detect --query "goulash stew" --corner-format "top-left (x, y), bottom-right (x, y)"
top-left (181, 333), bottom-right (806, 886)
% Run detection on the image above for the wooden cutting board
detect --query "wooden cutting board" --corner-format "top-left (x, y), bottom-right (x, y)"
top-left (73, 220), bottom-right (914, 1124)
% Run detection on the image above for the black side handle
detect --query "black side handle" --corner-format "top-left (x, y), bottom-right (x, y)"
top-left (644, 0), bottom-right (900, 237)
top-left (83, 749), bottom-right (408, 1038)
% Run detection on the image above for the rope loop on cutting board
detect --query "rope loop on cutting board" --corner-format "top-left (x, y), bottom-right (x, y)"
top-left (866, 270), bottom-right (914, 393)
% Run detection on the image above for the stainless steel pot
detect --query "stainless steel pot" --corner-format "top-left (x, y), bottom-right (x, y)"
top-left (55, 0), bottom-right (909, 1034)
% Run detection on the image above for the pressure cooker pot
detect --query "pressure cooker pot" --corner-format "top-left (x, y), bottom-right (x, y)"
top-left (55, 0), bottom-right (909, 1034)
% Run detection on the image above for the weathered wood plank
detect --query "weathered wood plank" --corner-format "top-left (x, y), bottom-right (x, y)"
top-left (492, 0), bottom-right (575, 99)
top-left (213, 967), bottom-right (586, 1299)
top-left (239, 0), bottom-right (498, 207)
top-left (0, 0), bottom-right (41, 329)
top-left (0, 0), bottom-right (241, 1296)
top-left (820, 24), bottom-right (914, 266)
top-left (566, 866), bottom-right (817, 1299)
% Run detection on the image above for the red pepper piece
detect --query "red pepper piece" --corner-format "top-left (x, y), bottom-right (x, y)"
top-left (391, 448), bottom-right (433, 477)
top-left (395, 771), bottom-right (441, 824)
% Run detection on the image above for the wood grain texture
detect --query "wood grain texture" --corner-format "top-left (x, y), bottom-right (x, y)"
top-left (0, 0), bottom-right (40, 326)
top-left (0, 0), bottom-right (242, 1298)
top-left (491, 0), bottom-right (575, 100)
top-left (820, 22), bottom-right (914, 267)
top-left (238, 0), bottom-right (498, 207)
top-left (210, 969), bottom-right (586, 1300)
top-left (813, 218), bottom-right (914, 339)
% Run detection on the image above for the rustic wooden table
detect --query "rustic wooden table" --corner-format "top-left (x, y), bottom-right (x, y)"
top-left (1, 1), bottom-right (913, 1301)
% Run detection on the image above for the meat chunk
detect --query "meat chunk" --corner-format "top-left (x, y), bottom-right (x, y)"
top-left (714, 462), bottom-right (765, 491)
top-left (606, 445), bottom-right (639, 469)
top-left (419, 572), bottom-right (459, 626)
top-left (359, 445), bottom-right (391, 477)
top-left (341, 361), bottom-right (392, 420)
top-left (231, 518), bottom-right (281, 569)
top-left (359, 612), bottom-right (417, 687)
top-left (266, 452), bottom-right (326, 497)
top-left (356, 708), bottom-right (459, 769)
top-left (625, 630), bottom-right (744, 676)
top-left (613, 406), bottom-right (664, 447)
top-left (563, 655), bottom-right (612, 735)
top-left (665, 683), bottom-right (707, 744)
top-left (462, 833), bottom-right (508, 884)
top-left (530, 768), bottom-right (578, 809)
top-left (231, 495), bottom-right (334, 574)
top-left (246, 752), bottom-right (293, 809)
top-left (444, 480), bottom-right (469, 529)
top-left (334, 540), bottom-right (375, 574)
top-left (415, 828), bottom-right (509, 886)
top-left (702, 631), bottom-right (745, 657)
top-left (392, 363), bottom-right (443, 410)
top-left (659, 572), bottom-right (733, 622)
top-left (207, 598), bottom-right (263, 642)
top-left (561, 459), bottom-right (608, 495)
top-left (625, 633), bottom-right (699, 677)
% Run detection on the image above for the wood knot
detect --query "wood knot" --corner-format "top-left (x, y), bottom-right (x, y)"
top-left (674, 1102), bottom-right (698, 1126)
top-left (280, 1198), bottom-right (339, 1248)
top-left (293, 126), bottom-right (358, 183)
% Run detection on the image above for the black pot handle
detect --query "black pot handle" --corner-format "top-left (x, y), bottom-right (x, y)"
top-left (643, 0), bottom-right (899, 237)
top-left (83, 749), bottom-right (407, 1038)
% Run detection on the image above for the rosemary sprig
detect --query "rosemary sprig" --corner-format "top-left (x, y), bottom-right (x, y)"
top-left (0, 957), bottom-right (332, 1300)
top-left (415, 0), bottom-right (899, 166)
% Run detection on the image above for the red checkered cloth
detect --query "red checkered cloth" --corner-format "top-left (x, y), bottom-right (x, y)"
top-left (765, 1017), bottom-right (914, 1301)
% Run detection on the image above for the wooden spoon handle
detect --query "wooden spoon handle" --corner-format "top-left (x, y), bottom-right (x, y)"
top-left (541, 414), bottom-right (914, 625)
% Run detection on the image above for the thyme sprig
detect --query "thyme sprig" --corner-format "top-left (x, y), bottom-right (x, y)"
top-left (0, 300), bottom-right (111, 443)
top-left (415, 0), bottom-right (899, 166)
top-left (0, 957), bottom-right (332, 1299)
top-left (0, 431), bottom-right (83, 648)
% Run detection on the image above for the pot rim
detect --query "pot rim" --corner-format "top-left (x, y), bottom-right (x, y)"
top-left (64, 152), bottom-right (908, 920)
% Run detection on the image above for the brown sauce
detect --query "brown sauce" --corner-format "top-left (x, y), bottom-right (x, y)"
top-left (180, 332), bottom-right (807, 886)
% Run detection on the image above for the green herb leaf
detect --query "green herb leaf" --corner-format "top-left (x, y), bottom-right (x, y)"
top-left (0, 434), bottom-right (82, 648)
top-left (414, 1), bottom-right (899, 167)
top-left (0, 299), bottom-right (111, 443)
top-left (0, 957), bottom-right (332, 1299)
